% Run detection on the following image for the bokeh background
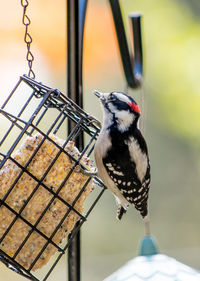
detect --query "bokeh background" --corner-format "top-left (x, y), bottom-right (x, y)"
top-left (0, 0), bottom-right (200, 280)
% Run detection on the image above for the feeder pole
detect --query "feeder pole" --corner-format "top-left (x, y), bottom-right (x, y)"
top-left (67, 0), bottom-right (88, 280)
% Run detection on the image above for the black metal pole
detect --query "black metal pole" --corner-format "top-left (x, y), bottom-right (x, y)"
top-left (67, 0), bottom-right (88, 280)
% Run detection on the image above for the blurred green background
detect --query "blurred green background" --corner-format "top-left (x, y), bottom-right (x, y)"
top-left (0, 0), bottom-right (200, 280)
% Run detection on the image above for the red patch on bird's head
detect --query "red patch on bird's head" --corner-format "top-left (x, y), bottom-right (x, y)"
top-left (129, 102), bottom-right (141, 114)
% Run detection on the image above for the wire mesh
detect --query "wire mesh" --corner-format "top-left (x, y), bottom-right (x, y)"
top-left (0, 75), bottom-right (105, 281)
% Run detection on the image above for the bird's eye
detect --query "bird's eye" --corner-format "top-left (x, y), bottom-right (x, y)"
top-left (108, 93), bottom-right (116, 101)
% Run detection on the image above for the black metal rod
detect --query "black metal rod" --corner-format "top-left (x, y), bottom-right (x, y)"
top-left (108, 0), bottom-right (143, 88)
top-left (67, 0), bottom-right (88, 280)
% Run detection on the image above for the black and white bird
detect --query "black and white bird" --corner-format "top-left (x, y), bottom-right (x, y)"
top-left (94, 91), bottom-right (150, 220)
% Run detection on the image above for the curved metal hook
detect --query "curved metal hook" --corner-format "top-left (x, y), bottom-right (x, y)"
top-left (109, 0), bottom-right (143, 89)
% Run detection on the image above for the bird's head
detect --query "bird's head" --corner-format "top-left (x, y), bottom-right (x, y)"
top-left (93, 90), bottom-right (141, 131)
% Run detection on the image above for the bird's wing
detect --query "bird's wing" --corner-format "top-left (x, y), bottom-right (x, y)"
top-left (102, 142), bottom-right (150, 217)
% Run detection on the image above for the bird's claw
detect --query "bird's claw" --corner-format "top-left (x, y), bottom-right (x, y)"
top-left (87, 115), bottom-right (102, 128)
top-left (74, 165), bottom-right (98, 177)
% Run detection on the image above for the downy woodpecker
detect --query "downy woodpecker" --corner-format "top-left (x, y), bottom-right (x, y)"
top-left (94, 91), bottom-right (150, 220)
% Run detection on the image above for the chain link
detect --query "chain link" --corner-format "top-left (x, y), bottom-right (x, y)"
top-left (21, 0), bottom-right (35, 79)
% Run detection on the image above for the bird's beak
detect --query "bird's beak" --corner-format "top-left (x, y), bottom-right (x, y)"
top-left (93, 90), bottom-right (102, 98)
top-left (93, 90), bottom-right (106, 103)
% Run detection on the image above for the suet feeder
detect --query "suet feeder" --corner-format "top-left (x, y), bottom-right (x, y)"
top-left (0, 75), bottom-right (105, 281)
top-left (103, 235), bottom-right (200, 281)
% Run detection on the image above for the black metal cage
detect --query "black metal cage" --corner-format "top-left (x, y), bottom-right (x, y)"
top-left (0, 75), bottom-right (105, 281)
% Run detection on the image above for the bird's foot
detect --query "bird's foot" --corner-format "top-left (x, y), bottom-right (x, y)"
top-left (74, 165), bottom-right (98, 177)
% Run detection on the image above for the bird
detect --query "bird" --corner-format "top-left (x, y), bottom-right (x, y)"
top-left (93, 90), bottom-right (150, 220)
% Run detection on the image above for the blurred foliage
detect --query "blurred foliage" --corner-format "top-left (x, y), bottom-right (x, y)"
top-left (176, 0), bottom-right (200, 19)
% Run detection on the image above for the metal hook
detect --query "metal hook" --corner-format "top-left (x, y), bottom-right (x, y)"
top-left (109, 0), bottom-right (143, 89)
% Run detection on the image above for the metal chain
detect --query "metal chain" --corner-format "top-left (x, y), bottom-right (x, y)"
top-left (21, 0), bottom-right (35, 79)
